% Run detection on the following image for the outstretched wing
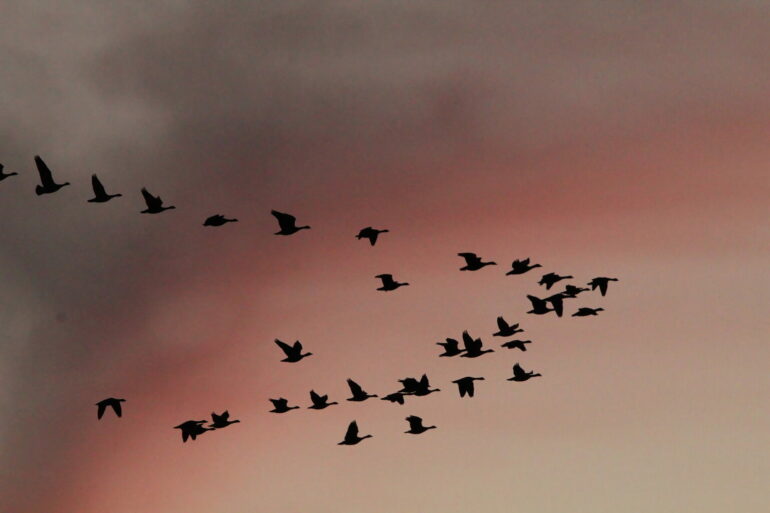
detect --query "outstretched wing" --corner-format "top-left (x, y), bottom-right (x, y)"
top-left (513, 363), bottom-right (525, 378)
top-left (347, 379), bottom-right (364, 396)
top-left (97, 402), bottom-right (107, 419)
top-left (271, 210), bottom-right (296, 230)
top-left (34, 156), bottom-right (55, 186)
top-left (406, 415), bottom-right (422, 430)
top-left (91, 174), bottom-right (106, 196)
top-left (309, 390), bottom-right (321, 403)
top-left (345, 421), bottom-right (359, 440)
top-left (547, 295), bottom-right (564, 317)
top-left (111, 401), bottom-right (123, 418)
top-left (376, 274), bottom-right (394, 286)
top-left (599, 280), bottom-right (608, 296)
top-left (141, 188), bottom-right (161, 209)
top-left (527, 295), bottom-right (546, 309)
top-left (292, 340), bottom-right (303, 352)
top-left (274, 339), bottom-right (294, 356)
top-left (458, 252), bottom-right (480, 265)
top-left (496, 316), bottom-right (508, 331)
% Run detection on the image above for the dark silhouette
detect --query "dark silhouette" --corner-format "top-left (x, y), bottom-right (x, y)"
top-left (526, 294), bottom-right (554, 315)
top-left (458, 252), bottom-right (497, 271)
top-left (271, 210), bottom-right (309, 235)
top-left (560, 284), bottom-right (589, 298)
top-left (308, 390), bottom-right (338, 410)
top-left (452, 376), bottom-right (485, 398)
top-left (460, 330), bottom-right (494, 358)
top-left (538, 272), bottom-right (573, 290)
top-left (399, 374), bottom-right (440, 396)
top-left (269, 398), bottom-right (299, 413)
top-left (437, 337), bottom-right (465, 357)
top-left (346, 379), bottom-right (377, 402)
top-left (501, 339), bottom-right (531, 351)
top-left (87, 174), bottom-right (121, 203)
top-left (572, 307), bottom-right (604, 317)
top-left (338, 420), bottom-right (373, 445)
top-left (405, 415), bottom-right (436, 434)
top-left (493, 316), bottom-right (524, 337)
top-left (506, 258), bottom-right (542, 275)
top-left (381, 392), bottom-right (406, 405)
top-left (507, 363), bottom-right (542, 382)
top-left (356, 227), bottom-right (389, 246)
top-left (96, 397), bottom-right (125, 419)
top-left (274, 339), bottom-right (312, 362)
top-left (140, 188), bottom-right (175, 214)
top-left (0, 163), bottom-right (18, 182)
top-left (544, 293), bottom-right (565, 317)
top-left (174, 420), bottom-right (212, 442)
top-left (34, 155), bottom-right (69, 195)
top-left (375, 274), bottom-right (409, 291)
top-left (588, 277), bottom-right (619, 296)
top-left (209, 410), bottom-right (240, 429)
top-left (203, 214), bottom-right (238, 226)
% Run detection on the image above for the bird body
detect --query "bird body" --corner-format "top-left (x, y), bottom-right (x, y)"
top-left (346, 379), bottom-right (377, 401)
top-left (381, 392), bottom-right (406, 405)
top-left (572, 307), bottom-right (604, 317)
top-left (209, 410), bottom-right (240, 429)
top-left (271, 210), bottom-right (310, 235)
top-left (460, 330), bottom-right (494, 358)
top-left (506, 258), bottom-right (542, 275)
top-left (269, 398), bottom-right (299, 413)
top-left (437, 338), bottom-right (465, 357)
top-left (588, 277), bottom-right (618, 296)
top-left (356, 227), bottom-right (389, 246)
top-left (88, 174), bottom-right (121, 203)
top-left (375, 274), bottom-right (409, 291)
top-left (338, 421), bottom-right (372, 445)
top-left (399, 374), bottom-right (440, 396)
top-left (274, 339), bottom-right (312, 362)
top-left (526, 295), bottom-right (554, 315)
top-left (405, 415), bottom-right (436, 434)
top-left (538, 272), bottom-right (573, 290)
top-left (140, 188), bottom-right (175, 213)
top-left (507, 363), bottom-right (542, 382)
top-left (174, 420), bottom-right (212, 442)
top-left (452, 377), bottom-right (485, 398)
top-left (308, 390), bottom-right (338, 409)
top-left (96, 397), bottom-right (125, 419)
top-left (560, 285), bottom-right (589, 298)
top-left (34, 155), bottom-right (69, 195)
top-left (458, 252), bottom-right (497, 271)
top-left (501, 339), bottom-right (531, 351)
top-left (203, 214), bottom-right (238, 226)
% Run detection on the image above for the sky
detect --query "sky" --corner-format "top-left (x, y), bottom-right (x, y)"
top-left (1, 1), bottom-right (768, 512)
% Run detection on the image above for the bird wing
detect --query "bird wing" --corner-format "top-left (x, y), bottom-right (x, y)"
top-left (91, 174), bottom-right (107, 196)
top-left (141, 188), bottom-right (161, 209)
top-left (309, 390), bottom-right (321, 403)
top-left (347, 379), bottom-right (364, 396)
top-left (274, 339), bottom-right (294, 356)
top-left (419, 374), bottom-right (430, 388)
top-left (34, 156), bottom-right (55, 186)
top-left (345, 421), bottom-right (359, 440)
top-left (513, 363), bottom-right (525, 377)
top-left (376, 274), bottom-right (394, 286)
top-left (97, 402), bottom-right (107, 419)
top-left (292, 340), bottom-right (303, 352)
top-left (547, 295), bottom-right (564, 317)
top-left (527, 295), bottom-right (546, 309)
top-left (458, 253), bottom-right (480, 265)
top-left (271, 210), bottom-right (296, 230)
top-left (462, 330), bottom-right (474, 348)
top-left (112, 401), bottom-right (123, 418)
top-left (407, 416), bottom-right (422, 430)
top-left (599, 280), bottom-right (608, 296)
top-left (496, 316), bottom-right (508, 331)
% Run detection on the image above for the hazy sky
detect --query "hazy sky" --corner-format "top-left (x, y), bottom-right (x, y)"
top-left (1, 2), bottom-right (768, 512)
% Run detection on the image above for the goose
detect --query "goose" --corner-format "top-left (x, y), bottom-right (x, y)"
top-left (308, 390), bottom-right (338, 410)
top-left (560, 284), bottom-right (589, 298)
top-left (538, 272), bottom-right (573, 290)
top-left (87, 174), bottom-right (121, 203)
top-left (399, 374), bottom-right (440, 396)
top-left (140, 188), bottom-right (175, 214)
top-left (96, 397), bottom-right (125, 419)
top-left (437, 338), bottom-right (465, 357)
top-left (405, 415), bottom-right (436, 434)
top-left (174, 420), bottom-right (212, 442)
top-left (375, 274), bottom-right (409, 291)
top-left (203, 214), bottom-right (238, 227)
top-left (346, 379), bottom-right (378, 402)
top-left (356, 227), bottom-right (389, 246)
top-left (338, 421), bottom-right (373, 445)
top-left (452, 377), bottom-right (485, 398)
top-left (572, 307), bottom-right (604, 317)
top-left (208, 410), bottom-right (240, 429)
top-left (506, 258), bottom-right (542, 275)
top-left (458, 252), bottom-right (497, 271)
top-left (460, 330), bottom-right (494, 358)
top-left (526, 295), bottom-right (553, 315)
top-left (34, 155), bottom-right (69, 195)
top-left (507, 363), bottom-right (542, 382)
top-left (588, 277), bottom-right (618, 296)
top-left (500, 339), bottom-right (531, 351)
top-left (269, 398), bottom-right (299, 413)
top-left (274, 339), bottom-right (312, 362)
top-left (0, 163), bottom-right (18, 182)
top-left (271, 210), bottom-right (310, 235)
top-left (381, 392), bottom-right (406, 405)
top-left (493, 316), bottom-right (524, 337)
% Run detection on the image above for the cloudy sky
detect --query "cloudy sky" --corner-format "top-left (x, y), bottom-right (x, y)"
top-left (1, 1), bottom-right (768, 512)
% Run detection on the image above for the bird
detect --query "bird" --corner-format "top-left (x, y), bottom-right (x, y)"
top-left (458, 252), bottom-right (497, 271)
top-left (96, 397), bottom-right (125, 419)
top-left (0, 163), bottom-right (18, 182)
top-left (274, 339), bottom-right (312, 362)
top-left (269, 398), bottom-right (299, 413)
top-left (208, 411), bottom-right (240, 429)
top-left (338, 421), bottom-right (373, 446)
top-left (346, 379), bottom-right (378, 402)
top-left (381, 392), bottom-right (406, 405)
top-left (87, 174), bottom-right (121, 203)
top-left (356, 227), bottom-right (389, 246)
top-left (399, 374), bottom-right (440, 396)
top-left (437, 338), bottom-right (465, 357)
top-left (588, 277), bottom-right (619, 296)
top-left (507, 363), bottom-right (542, 382)
top-left (493, 316), bottom-right (524, 337)
top-left (572, 307), bottom-right (604, 317)
top-left (140, 188), bottom-right (175, 214)
top-left (405, 415), bottom-right (436, 434)
top-left (308, 390), bottom-right (338, 410)
top-left (375, 274), bottom-right (409, 291)
top-left (174, 420), bottom-right (212, 442)
top-left (271, 210), bottom-right (310, 235)
top-left (501, 339), bottom-right (531, 351)
top-left (526, 295), bottom-right (554, 315)
top-left (538, 272), bottom-right (573, 290)
top-left (460, 330), bottom-right (494, 358)
top-left (506, 258), bottom-right (542, 275)
top-left (560, 284), bottom-right (589, 298)
top-left (544, 293), bottom-right (565, 317)
top-left (452, 377), bottom-right (485, 398)
top-left (203, 214), bottom-right (238, 227)
top-left (34, 155), bottom-right (69, 195)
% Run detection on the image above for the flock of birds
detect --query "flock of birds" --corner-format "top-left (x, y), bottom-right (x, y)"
top-left (3, 155), bottom-right (619, 446)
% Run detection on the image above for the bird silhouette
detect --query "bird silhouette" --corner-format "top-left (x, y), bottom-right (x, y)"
top-left (572, 307), bottom-right (604, 317)
top-left (87, 174), bottom-right (121, 203)
top-left (34, 155), bottom-right (69, 195)
top-left (544, 293), bottom-right (565, 317)
top-left (507, 363), bottom-right (542, 382)
top-left (452, 377), bottom-right (485, 398)
top-left (0, 163), bottom-right (18, 182)
top-left (437, 338), bottom-right (465, 357)
top-left (209, 410), bottom-right (240, 429)
top-left (346, 379), bottom-right (378, 402)
top-left (493, 316), bottom-right (524, 337)
top-left (140, 188), bottom-right (175, 214)
top-left (274, 339), bottom-right (312, 362)
top-left (405, 415), bottom-right (436, 434)
top-left (356, 227), bottom-right (389, 246)
top-left (174, 420), bottom-right (212, 442)
top-left (501, 339), bottom-right (531, 351)
top-left (269, 398), bottom-right (299, 413)
top-left (506, 258), bottom-right (542, 275)
top-left (560, 284), bottom-right (589, 298)
top-left (526, 295), bottom-right (554, 315)
top-left (96, 397), bottom-right (125, 419)
top-left (458, 252), bottom-right (497, 271)
top-left (338, 420), bottom-right (373, 445)
top-left (538, 272), bottom-right (573, 290)
top-left (203, 214), bottom-right (238, 227)
top-left (588, 277), bottom-right (619, 296)
top-left (271, 210), bottom-right (310, 235)
top-left (381, 392), bottom-right (406, 405)
top-left (460, 330), bottom-right (494, 358)
top-left (399, 374), bottom-right (440, 396)
top-left (375, 274), bottom-right (409, 291)
top-left (308, 390), bottom-right (338, 410)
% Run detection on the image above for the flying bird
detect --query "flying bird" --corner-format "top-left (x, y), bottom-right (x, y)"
top-left (381, 392), bottom-right (406, 405)
top-left (308, 390), bottom-right (338, 410)
top-left (452, 377), bottom-right (485, 398)
top-left (346, 379), bottom-right (378, 402)
top-left (96, 397), bottom-right (125, 419)
top-left (203, 214), bottom-right (238, 226)
top-left (338, 421), bottom-right (373, 446)
top-left (526, 295), bottom-right (554, 315)
top-left (375, 274), bottom-right (409, 291)
top-left (399, 374), bottom-right (440, 396)
top-left (87, 174), bottom-right (121, 203)
top-left (404, 415), bottom-right (436, 435)
top-left (274, 339), bottom-right (312, 362)
top-left (588, 277), bottom-right (619, 296)
top-left (356, 227), bottom-right (389, 246)
top-left (209, 411), bottom-right (240, 429)
top-left (458, 252), bottom-right (497, 271)
top-left (174, 420), bottom-right (212, 442)
top-left (437, 338), bottom-right (465, 357)
top-left (538, 272), bottom-right (573, 290)
top-left (34, 155), bottom-right (70, 195)
top-left (140, 188), bottom-right (175, 214)
top-left (271, 210), bottom-right (310, 235)
top-left (560, 284), bottom-right (589, 298)
top-left (507, 363), bottom-right (542, 382)
top-left (0, 163), bottom-right (18, 182)
top-left (500, 339), bottom-right (531, 351)
top-left (460, 331), bottom-right (494, 358)
top-left (572, 307), bottom-right (604, 317)
top-left (269, 398), bottom-right (299, 413)
top-left (493, 316), bottom-right (524, 337)
top-left (506, 258), bottom-right (542, 275)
